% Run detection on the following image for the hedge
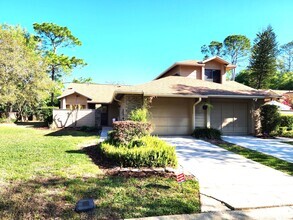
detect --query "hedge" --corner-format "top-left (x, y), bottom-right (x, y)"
top-left (99, 136), bottom-right (177, 168)
top-left (108, 121), bottom-right (152, 146)
top-left (280, 115), bottom-right (293, 128)
top-left (192, 127), bottom-right (222, 140)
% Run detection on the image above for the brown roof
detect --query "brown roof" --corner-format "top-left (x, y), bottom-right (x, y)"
top-left (58, 83), bottom-right (126, 103)
top-left (59, 77), bottom-right (280, 103)
top-left (116, 76), bottom-right (278, 98)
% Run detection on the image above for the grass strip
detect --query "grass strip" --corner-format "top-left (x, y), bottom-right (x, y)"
top-left (209, 140), bottom-right (293, 176)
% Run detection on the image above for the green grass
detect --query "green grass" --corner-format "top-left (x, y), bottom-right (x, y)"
top-left (212, 140), bottom-right (293, 176)
top-left (0, 125), bottom-right (200, 219)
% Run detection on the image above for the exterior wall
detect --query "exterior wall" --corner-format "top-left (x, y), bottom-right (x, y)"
top-left (119, 94), bottom-right (144, 120)
top-left (162, 66), bottom-right (180, 77)
top-left (53, 109), bottom-right (95, 128)
top-left (194, 102), bottom-right (206, 128)
top-left (64, 94), bottom-right (88, 109)
top-left (108, 102), bottom-right (120, 126)
top-left (180, 66), bottom-right (202, 79)
top-left (204, 60), bottom-right (226, 83)
top-left (149, 97), bottom-right (193, 135)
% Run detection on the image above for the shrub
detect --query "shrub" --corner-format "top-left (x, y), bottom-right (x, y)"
top-left (192, 127), bottom-right (222, 140)
top-left (128, 108), bottom-right (149, 122)
top-left (108, 121), bottom-right (152, 146)
top-left (280, 115), bottom-right (293, 127)
top-left (260, 105), bottom-right (281, 135)
top-left (40, 107), bottom-right (57, 124)
top-left (274, 127), bottom-right (293, 138)
top-left (99, 136), bottom-right (177, 167)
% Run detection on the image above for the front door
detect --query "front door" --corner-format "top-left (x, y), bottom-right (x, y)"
top-left (101, 105), bottom-right (108, 126)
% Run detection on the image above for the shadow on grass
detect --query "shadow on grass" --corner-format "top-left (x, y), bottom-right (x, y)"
top-left (0, 176), bottom-right (200, 219)
top-left (15, 121), bottom-right (48, 128)
top-left (45, 128), bottom-right (100, 137)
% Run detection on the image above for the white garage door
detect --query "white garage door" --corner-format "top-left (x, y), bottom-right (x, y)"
top-left (211, 102), bottom-right (248, 135)
top-left (150, 98), bottom-right (191, 135)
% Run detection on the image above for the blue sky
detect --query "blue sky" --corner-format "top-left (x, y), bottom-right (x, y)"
top-left (1, 0), bottom-right (292, 85)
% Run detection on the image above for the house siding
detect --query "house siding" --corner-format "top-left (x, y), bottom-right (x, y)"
top-left (65, 94), bottom-right (88, 109)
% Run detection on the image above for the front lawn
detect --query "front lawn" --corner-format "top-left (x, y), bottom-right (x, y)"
top-left (0, 125), bottom-right (200, 219)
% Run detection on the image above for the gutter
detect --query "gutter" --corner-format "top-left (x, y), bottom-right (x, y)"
top-left (192, 98), bottom-right (202, 130)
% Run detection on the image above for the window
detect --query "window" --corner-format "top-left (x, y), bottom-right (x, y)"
top-left (204, 69), bottom-right (221, 83)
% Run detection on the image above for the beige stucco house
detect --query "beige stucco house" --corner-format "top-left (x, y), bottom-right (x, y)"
top-left (56, 56), bottom-right (278, 135)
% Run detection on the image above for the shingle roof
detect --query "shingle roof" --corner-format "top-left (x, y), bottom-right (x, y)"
top-left (116, 76), bottom-right (278, 98)
top-left (59, 77), bottom-right (279, 103)
top-left (58, 83), bottom-right (126, 103)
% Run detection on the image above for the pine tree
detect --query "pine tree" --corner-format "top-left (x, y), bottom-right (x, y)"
top-left (249, 26), bottom-right (278, 89)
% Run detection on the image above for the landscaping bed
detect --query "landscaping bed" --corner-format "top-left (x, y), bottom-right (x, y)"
top-left (0, 125), bottom-right (200, 219)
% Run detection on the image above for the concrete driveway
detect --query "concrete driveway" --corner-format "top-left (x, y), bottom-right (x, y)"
top-left (222, 136), bottom-right (293, 163)
top-left (161, 136), bottom-right (293, 212)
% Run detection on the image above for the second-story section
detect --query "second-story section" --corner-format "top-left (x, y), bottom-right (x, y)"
top-left (155, 56), bottom-right (236, 84)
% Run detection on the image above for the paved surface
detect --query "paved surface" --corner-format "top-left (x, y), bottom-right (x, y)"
top-left (128, 206), bottom-right (293, 220)
top-left (161, 136), bottom-right (293, 212)
top-left (222, 136), bottom-right (293, 163)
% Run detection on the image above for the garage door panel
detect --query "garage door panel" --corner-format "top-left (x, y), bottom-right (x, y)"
top-left (222, 103), bottom-right (234, 132)
top-left (150, 98), bottom-right (190, 135)
top-left (210, 103), bottom-right (222, 130)
top-left (211, 101), bottom-right (248, 134)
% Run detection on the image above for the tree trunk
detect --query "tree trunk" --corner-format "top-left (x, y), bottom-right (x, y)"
top-left (51, 67), bottom-right (55, 106)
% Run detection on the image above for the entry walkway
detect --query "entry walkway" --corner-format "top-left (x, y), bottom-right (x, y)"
top-left (223, 136), bottom-right (293, 163)
top-left (161, 136), bottom-right (293, 212)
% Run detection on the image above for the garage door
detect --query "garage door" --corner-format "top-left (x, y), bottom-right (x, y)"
top-left (150, 98), bottom-right (191, 135)
top-left (211, 102), bottom-right (248, 135)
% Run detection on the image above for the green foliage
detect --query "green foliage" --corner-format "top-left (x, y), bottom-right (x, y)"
top-left (260, 105), bottom-right (281, 135)
top-left (128, 108), bottom-right (149, 122)
top-left (0, 24), bottom-right (52, 119)
top-left (100, 136), bottom-right (177, 167)
top-left (280, 115), bottom-right (293, 127)
top-left (33, 22), bottom-right (86, 105)
top-left (279, 41), bottom-right (293, 72)
top-left (249, 26), bottom-right (278, 89)
top-left (107, 121), bottom-right (152, 146)
top-left (72, 77), bottom-right (93, 83)
top-left (201, 41), bottom-right (223, 59)
top-left (39, 106), bottom-right (58, 123)
top-left (192, 127), bottom-right (222, 140)
top-left (223, 35), bottom-right (251, 80)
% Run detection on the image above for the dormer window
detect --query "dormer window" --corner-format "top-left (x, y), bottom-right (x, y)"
top-left (205, 69), bottom-right (221, 83)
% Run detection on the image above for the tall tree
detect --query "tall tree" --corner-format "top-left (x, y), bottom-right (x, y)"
top-left (0, 25), bottom-right (52, 119)
top-left (72, 77), bottom-right (93, 83)
top-left (223, 35), bottom-right (251, 81)
top-left (249, 26), bottom-right (278, 89)
top-left (279, 41), bottom-right (293, 72)
top-left (33, 23), bottom-right (86, 105)
top-left (201, 41), bottom-right (223, 59)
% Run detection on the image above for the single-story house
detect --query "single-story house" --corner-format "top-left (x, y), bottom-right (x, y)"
top-left (55, 56), bottom-right (279, 135)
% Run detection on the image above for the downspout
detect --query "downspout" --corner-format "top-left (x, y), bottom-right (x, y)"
top-left (192, 98), bottom-right (202, 131)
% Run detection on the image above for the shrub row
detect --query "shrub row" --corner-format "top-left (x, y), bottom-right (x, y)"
top-left (100, 136), bottom-right (177, 168)
top-left (192, 127), bottom-right (222, 140)
top-left (108, 121), bottom-right (152, 146)
top-left (280, 115), bottom-right (293, 128)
